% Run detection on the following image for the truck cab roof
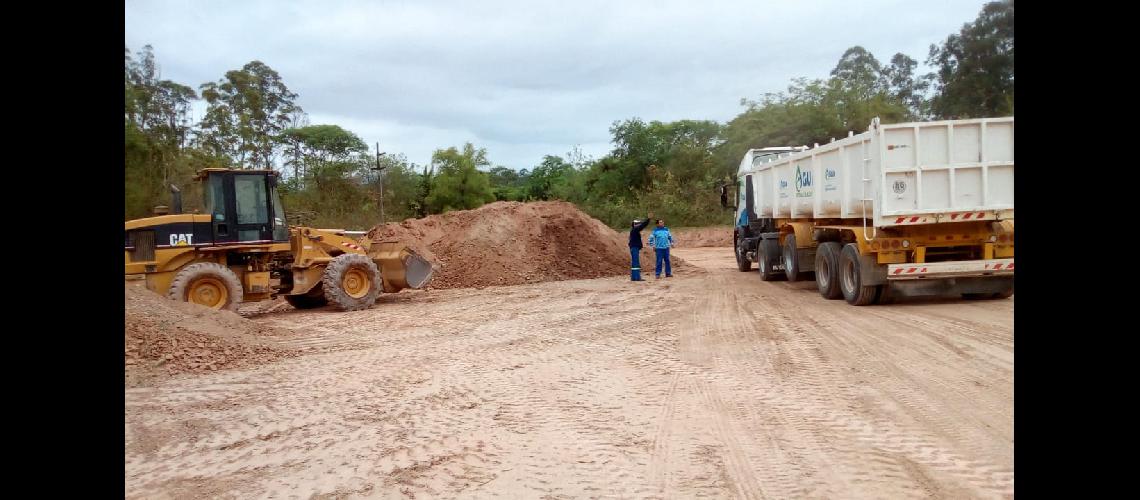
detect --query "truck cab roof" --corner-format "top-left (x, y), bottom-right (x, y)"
top-left (738, 146), bottom-right (809, 174)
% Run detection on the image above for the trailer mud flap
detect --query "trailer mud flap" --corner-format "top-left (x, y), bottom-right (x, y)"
top-left (859, 253), bottom-right (889, 286)
top-left (892, 276), bottom-right (1013, 297)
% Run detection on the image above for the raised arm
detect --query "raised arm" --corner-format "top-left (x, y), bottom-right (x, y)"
top-left (635, 215), bottom-right (652, 231)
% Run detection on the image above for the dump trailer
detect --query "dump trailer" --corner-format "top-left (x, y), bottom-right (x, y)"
top-left (726, 117), bottom-right (1013, 305)
top-left (125, 168), bottom-right (433, 312)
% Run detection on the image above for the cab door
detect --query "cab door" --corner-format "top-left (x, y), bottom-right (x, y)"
top-left (230, 173), bottom-right (274, 243)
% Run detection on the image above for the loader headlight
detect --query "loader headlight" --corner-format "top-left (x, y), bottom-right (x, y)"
top-left (989, 235), bottom-right (997, 243)
top-left (902, 240), bottom-right (910, 248)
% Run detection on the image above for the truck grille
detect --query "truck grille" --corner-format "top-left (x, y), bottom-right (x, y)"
top-left (128, 230), bottom-right (155, 262)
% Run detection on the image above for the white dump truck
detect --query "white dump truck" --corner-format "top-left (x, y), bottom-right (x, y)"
top-left (725, 117), bottom-right (1014, 305)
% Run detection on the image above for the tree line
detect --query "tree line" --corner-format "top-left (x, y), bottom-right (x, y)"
top-left (126, 0), bottom-right (1012, 229)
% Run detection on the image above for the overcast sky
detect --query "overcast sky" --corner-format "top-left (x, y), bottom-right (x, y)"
top-left (126, 0), bottom-right (986, 170)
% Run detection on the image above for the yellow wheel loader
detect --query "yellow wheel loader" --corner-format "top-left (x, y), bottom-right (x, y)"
top-left (124, 168), bottom-right (433, 311)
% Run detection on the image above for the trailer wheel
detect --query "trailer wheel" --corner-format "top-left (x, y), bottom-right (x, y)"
top-left (783, 234), bottom-right (809, 282)
top-left (757, 238), bottom-right (782, 281)
top-left (284, 284), bottom-right (329, 309)
top-left (839, 244), bottom-right (879, 306)
top-left (815, 242), bottom-right (842, 300)
top-left (992, 286), bottom-right (1014, 299)
top-left (735, 235), bottom-right (751, 272)
top-left (322, 254), bottom-right (383, 311)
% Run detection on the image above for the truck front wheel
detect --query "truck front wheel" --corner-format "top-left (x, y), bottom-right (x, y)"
top-left (735, 235), bottom-right (751, 272)
top-left (840, 244), bottom-right (879, 306)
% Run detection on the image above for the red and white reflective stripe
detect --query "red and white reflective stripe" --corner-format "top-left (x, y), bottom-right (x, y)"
top-left (890, 212), bottom-right (991, 225)
top-left (888, 258), bottom-right (1014, 280)
top-left (985, 262), bottom-right (1013, 270)
top-left (893, 216), bottom-right (930, 225)
top-left (341, 242), bottom-right (364, 251)
top-left (949, 211), bottom-right (988, 220)
top-left (889, 267), bottom-right (925, 275)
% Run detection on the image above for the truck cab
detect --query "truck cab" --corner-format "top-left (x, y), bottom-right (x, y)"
top-left (729, 147), bottom-right (806, 269)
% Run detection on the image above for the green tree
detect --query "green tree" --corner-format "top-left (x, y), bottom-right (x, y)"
top-left (526, 156), bottom-right (574, 200)
top-left (882, 53), bottom-right (932, 119)
top-left (281, 124), bottom-right (367, 187)
top-left (417, 164), bottom-right (435, 217)
top-left (124, 45), bottom-right (217, 218)
top-left (425, 143), bottom-right (496, 213)
top-left (830, 46), bottom-right (887, 100)
top-left (487, 166), bottom-right (528, 201)
top-left (198, 61), bottom-right (302, 169)
top-left (927, 0), bottom-right (1014, 118)
top-left (360, 153), bottom-right (423, 222)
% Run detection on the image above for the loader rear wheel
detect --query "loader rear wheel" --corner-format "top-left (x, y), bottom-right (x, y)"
top-left (840, 244), bottom-right (879, 306)
top-left (168, 262), bottom-right (243, 311)
top-left (322, 254), bottom-right (382, 311)
top-left (815, 242), bottom-right (843, 300)
top-left (284, 284), bottom-right (329, 310)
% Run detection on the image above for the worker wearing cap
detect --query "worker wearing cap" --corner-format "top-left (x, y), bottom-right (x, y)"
top-left (629, 212), bottom-right (653, 281)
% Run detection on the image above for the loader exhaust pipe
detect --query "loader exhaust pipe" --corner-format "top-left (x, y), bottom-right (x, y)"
top-left (170, 184), bottom-right (182, 214)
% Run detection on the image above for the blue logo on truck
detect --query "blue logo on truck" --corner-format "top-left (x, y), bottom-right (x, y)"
top-left (795, 166), bottom-right (812, 192)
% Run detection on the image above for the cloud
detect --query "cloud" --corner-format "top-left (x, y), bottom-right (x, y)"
top-left (126, 0), bottom-right (987, 169)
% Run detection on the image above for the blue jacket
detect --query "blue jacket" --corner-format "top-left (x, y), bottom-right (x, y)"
top-left (648, 227), bottom-right (674, 249)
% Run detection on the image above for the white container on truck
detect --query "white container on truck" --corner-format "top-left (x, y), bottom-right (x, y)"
top-left (725, 117), bottom-right (1014, 305)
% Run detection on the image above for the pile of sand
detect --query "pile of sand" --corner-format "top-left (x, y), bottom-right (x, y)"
top-left (125, 284), bottom-right (299, 386)
top-left (671, 226), bottom-right (734, 248)
top-left (364, 201), bottom-right (687, 289)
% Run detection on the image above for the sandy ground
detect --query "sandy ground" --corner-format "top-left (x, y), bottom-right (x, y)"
top-left (125, 247), bottom-right (1013, 499)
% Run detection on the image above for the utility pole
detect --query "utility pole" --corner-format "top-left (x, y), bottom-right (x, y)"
top-left (371, 142), bottom-right (388, 224)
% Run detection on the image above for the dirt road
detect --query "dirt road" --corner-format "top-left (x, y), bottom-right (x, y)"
top-left (125, 247), bottom-right (1013, 499)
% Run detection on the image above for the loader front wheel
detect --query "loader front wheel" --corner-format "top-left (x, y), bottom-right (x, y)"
top-left (322, 254), bottom-right (382, 311)
top-left (168, 262), bottom-right (244, 311)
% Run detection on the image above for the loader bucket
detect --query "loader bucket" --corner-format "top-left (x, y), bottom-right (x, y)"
top-left (367, 240), bottom-right (435, 292)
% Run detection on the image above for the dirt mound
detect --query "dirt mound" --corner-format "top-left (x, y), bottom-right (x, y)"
top-left (364, 201), bottom-right (688, 289)
top-left (671, 226), bottom-right (733, 248)
top-left (125, 284), bottom-right (299, 386)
